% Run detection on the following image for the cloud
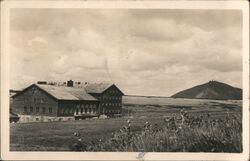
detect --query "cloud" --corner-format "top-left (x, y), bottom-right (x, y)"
top-left (10, 9), bottom-right (243, 96)
top-left (129, 18), bottom-right (193, 41)
top-left (27, 36), bottom-right (47, 46)
top-left (129, 9), bottom-right (242, 31)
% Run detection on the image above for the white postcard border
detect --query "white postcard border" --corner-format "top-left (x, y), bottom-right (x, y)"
top-left (1, 1), bottom-right (249, 160)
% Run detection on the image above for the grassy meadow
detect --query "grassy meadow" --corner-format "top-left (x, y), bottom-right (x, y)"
top-left (10, 96), bottom-right (242, 152)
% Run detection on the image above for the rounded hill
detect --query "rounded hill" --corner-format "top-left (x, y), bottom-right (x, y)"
top-left (171, 80), bottom-right (242, 100)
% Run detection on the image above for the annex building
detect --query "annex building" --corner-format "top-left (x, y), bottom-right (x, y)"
top-left (11, 80), bottom-right (124, 123)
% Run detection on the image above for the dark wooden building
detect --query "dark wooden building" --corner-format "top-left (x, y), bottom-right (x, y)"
top-left (85, 83), bottom-right (123, 115)
top-left (11, 81), bottom-right (124, 123)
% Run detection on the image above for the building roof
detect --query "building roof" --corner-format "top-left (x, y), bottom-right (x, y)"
top-left (84, 83), bottom-right (113, 94)
top-left (12, 82), bottom-right (124, 101)
top-left (36, 84), bottom-right (98, 101)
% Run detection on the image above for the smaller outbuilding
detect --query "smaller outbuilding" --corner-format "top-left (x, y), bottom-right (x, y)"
top-left (10, 109), bottom-right (20, 123)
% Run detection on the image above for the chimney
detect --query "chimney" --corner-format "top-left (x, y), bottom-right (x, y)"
top-left (37, 81), bottom-right (47, 85)
top-left (67, 80), bottom-right (74, 87)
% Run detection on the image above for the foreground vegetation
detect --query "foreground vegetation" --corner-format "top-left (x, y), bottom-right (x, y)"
top-left (10, 97), bottom-right (242, 152)
top-left (70, 110), bottom-right (242, 152)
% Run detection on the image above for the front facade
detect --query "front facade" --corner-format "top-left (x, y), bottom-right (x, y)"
top-left (11, 85), bottom-right (59, 122)
top-left (86, 84), bottom-right (123, 115)
top-left (11, 81), bottom-right (124, 123)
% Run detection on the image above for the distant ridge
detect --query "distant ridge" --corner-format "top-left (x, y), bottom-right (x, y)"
top-left (125, 94), bottom-right (170, 98)
top-left (171, 80), bottom-right (242, 100)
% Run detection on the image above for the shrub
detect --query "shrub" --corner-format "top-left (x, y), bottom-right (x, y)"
top-left (69, 111), bottom-right (242, 152)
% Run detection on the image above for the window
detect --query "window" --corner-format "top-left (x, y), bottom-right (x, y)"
top-left (42, 107), bottom-right (46, 113)
top-left (36, 107), bottom-right (39, 112)
top-left (80, 108), bottom-right (83, 113)
top-left (34, 98), bottom-right (36, 103)
top-left (85, 108), bottom-right (87, 113)
top-left (30, 106), bottom-right (33, 113)
top-left (49, 108), bottom-right (52, 113)
top-left (40, 98), bottom-right (44, 103)
top-left (36, 118), bottom-right (39, 121)
top-left (24, 106), bottom-right (27, 112)
top-left (76, 108), bottom-right (79, 114)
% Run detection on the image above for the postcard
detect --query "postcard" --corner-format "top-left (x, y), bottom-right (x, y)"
top-left (1, 0), bottom-right (249, 160)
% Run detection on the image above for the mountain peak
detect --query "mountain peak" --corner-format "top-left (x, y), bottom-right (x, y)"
top-left (171, 81), bottom-right (242, 100)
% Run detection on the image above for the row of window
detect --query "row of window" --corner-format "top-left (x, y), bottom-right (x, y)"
top-left (102, 109), bottom-right (121, 114)
top-left (75, 108), bottom-right (97, 115)
top-left (59, 108), bottom-right (75, 115)
top-left (22, 98), bottom-right (45, 104)
top-left (59, 107), bottom-right (97, 115)
top-left (76, 104), bottom-right (96, 108)
top-left (106, 90), bottom-right (120, 94)
top-left (24, 106), bottom-right (52, 114)
top-left (100, 96), bottom-right (122, 101)
top-left (101, 103), bottom-right (122, 107)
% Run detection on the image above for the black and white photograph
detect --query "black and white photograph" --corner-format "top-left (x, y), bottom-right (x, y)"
top-left (1, 1), bottom-right (249, 160)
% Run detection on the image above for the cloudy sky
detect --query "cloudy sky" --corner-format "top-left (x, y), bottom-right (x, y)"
top-left (10, 9), bottom-right (242, 96)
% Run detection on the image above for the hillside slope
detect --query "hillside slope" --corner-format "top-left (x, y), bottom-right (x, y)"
top-left (171, 80), bottom-right (242, 100)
